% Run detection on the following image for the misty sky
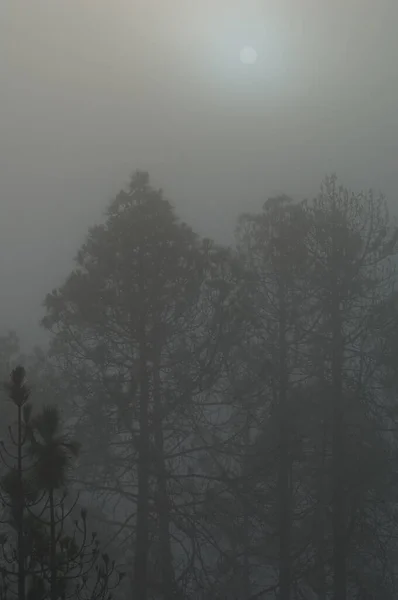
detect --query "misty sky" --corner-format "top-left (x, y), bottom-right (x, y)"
top-left (1, 0), bottom-right (398, 349)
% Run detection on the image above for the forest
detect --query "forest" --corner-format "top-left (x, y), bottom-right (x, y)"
top-left (1, 170), bottom-right (398, 600)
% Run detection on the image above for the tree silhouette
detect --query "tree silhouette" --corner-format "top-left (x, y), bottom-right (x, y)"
top-left (41, 170), bottom-right (245, 600)
top-left (37, 169), bottom-right (398, 599)
top-left (0, 368), bottom-right (124, 600)
top-left (29, 406), bottom-right (79, 600)
top-left (0, 366), bottom-right (36, 600)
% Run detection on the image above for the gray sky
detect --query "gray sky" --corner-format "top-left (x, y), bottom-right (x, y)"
top-left (1, 0), bottom-right (398, 349)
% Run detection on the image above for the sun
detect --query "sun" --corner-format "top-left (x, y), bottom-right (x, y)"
top-left (240, 46), bottom-right (258, 65)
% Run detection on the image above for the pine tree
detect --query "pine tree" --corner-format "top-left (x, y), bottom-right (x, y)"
top-left (0, 366), bottom-right (35, 600)
top-left (0, 368), bottom-right (123, 600)
top-left (41, 170), bottom-right (246, 599)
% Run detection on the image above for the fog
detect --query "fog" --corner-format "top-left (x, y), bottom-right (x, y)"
top-left (2, 4), bottom-right (398, 599)
top-left (1, 0), bottom-right (398, 347)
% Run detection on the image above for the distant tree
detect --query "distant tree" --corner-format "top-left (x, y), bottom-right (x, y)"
top-left (235, 195), bottom-right (310, 600)
top-left (302, 175), bottom-right (398, 599)
top-left (0, 333), bottom-right (20, 379)
top-left (206, 178), bottom-right (398, 600)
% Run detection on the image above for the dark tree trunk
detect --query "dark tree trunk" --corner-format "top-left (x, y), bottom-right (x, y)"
top-left (331, 299), bottom-right (346, 600)
top-left (152, 354), bottom-right (178, 600)
top-left (17, 403), bottom-right (25, 600)
top-left (49, 490), bottom-right (57, 600)
top-left (329, 217), bottom-right (347, 600)
top-left (314, 418), bottom-right (328, 600)
top-left (277, 286), bottom-right (291, 600)
top-left (134, 330), bottom-right (151, 600)
top-left (242, 415), bottom-right (251, 600)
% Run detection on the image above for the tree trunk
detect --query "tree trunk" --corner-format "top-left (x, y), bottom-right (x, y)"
top-left (330, 223), bottom-right (346, 600)
top-left (152, 354), bottom-right (178, 600)
top-left (277, 285), bottom-right (291, 600)
top-left (331, 302), bottom-right (346, 600)
top-left (242, 414), bottom-right (251, 600)
top-left (49, 489), bottom-right (57, 600)
top-left (314, 419), bottom-right (328, 600)
top-left (17, 404), bottom-right (25, 600)
top-left (134, 329), bottom-right (151, 600)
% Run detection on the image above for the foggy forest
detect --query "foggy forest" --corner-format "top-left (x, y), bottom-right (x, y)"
top-left (2, 1), bottom-right (398, 600)
top-left (1, 171), bottom-right (398, 600)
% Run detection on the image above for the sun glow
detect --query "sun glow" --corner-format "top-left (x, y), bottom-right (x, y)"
top-left (240, 46), bottom-right (258, 65)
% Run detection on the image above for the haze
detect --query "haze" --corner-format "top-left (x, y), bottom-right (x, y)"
top-left (1, 0), bottom-right (397, 348)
